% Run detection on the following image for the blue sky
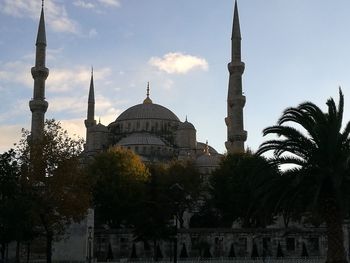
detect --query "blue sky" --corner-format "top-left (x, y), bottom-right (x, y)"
top-left (0, 0), bottom-right (350, 153)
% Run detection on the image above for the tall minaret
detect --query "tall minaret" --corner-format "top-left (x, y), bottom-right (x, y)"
top-left (29, 0), bottom-right (49, 142)
top-left (225, 0), bottom-right (247, 154)
top-left (84, 69), bottom-right (97, 154)
top-left (85, 68), bottom-right (97, 131)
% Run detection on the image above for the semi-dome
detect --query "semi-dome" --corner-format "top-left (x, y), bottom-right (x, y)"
top-left (178, 120), bottom-right (195, 130)
top-left (90, 122), bottom-right (108, 132)
top-left (116, 103), bottom-right (180, 122)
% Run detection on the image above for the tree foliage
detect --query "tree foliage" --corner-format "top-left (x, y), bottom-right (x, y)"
top-left (0, 149), bottom-right (36, 262)
top-left (134, 160), bottom-right (202, 243)
top-left (210, 152), bottom-right (279, 228)
top-left (89, 146), bottom-right (149, 228)
top-left (257, 89), bottom-right (350, 263)
top-left (16, 119), bottom-right (90, 263)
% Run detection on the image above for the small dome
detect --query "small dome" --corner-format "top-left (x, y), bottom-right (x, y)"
top-left (197, 142), bottom-right (218, 155)
top-left (178, 120), bottom-right (195, 130)
top-left (91, 123), bottom-right (108, 132)
top-left (195, 153), bottom-right (221, 168)
top-left (116, 103), bottom-right (180, 122)
top-left (117, 133), bottom-right (166, 146)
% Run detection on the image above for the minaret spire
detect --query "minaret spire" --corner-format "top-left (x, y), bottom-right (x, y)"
top-left (29, 2), bottom-right (49, 141)
top-left (231, 0), bottom-right (242, 62)
top-left (225, 0), bottom-right (247, 154)
top-left (85, 68), bottom-right (96, 128)
top-left (84, 68), bottom-right (97, 155)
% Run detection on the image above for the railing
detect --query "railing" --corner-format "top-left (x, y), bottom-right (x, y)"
top-left (21, 258), bottom-right (325, 263)
top-left (97, 257), bottom-right (325, 263)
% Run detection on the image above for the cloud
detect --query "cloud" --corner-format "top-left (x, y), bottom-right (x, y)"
top-left (0, 0), bottom-right (79, 34)
top-left (0, 60), bottom-right (112, 93)
top-left (0, 99), bottom-right (28, 123)
top-left (149, 52), bottom-right (209, 74)
top-left (0, 61), bottom-right (32, 87)
top-left (0, 125), bottom-right (25, 153)
top-left (73, 1), bottom-right (95, 9)
top-left (98, 0), bottom-right (121, 7)
top-left (88, 28), bottom-right (98, 38)
top-left (48, 66), bottom-right (112, 93)
top-left (60, 118), bottom-right (86, 139)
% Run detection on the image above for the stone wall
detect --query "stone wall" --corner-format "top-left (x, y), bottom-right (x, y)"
top-left (93, 226), bottom-right (337, 261)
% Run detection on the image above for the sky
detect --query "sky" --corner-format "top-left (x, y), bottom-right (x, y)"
top-left (1, 0), bottom-right (350, 154)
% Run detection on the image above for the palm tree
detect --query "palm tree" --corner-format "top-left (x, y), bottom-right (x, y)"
top-left (257, 89), bottom-right (350, 263)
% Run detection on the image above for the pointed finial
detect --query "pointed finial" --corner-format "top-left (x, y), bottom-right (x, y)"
top-left (36, 0), bottom-right (47, 46)
top-left (147, 82), bottom-right (150, 97)
top-left (99, 117), bottom-right (101, 124)
top-left (185, 115), bottom-right (188, 122)
top-left (143, 82), bottom-right (153, 104)
top-left (88, 68), bottom-right (95, 103)
top-left (232, 0), bottom-right (241, 39)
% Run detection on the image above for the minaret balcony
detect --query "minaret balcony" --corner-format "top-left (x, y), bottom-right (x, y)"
top-left (229, 130), bottom-right (248, 142)
top-left (31, 66), bottom-right (49, 79)
top-left (228, 61), bottom-right (245, 74)
top-left (29, 99), bottom-right (48, 112)
top-left (227, 95), bottom-right (246, 107)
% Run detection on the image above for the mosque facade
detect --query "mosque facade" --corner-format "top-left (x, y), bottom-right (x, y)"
top-left (83, 2), bottom-right (247, 166)
top-left (23, 0), bottom-right (341, 261)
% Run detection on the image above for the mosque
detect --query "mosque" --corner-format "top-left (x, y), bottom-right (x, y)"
top-left (26, 0), bottom-right (336, 261)
top-left (82, 0), bottom-right (247, 170)
top-left (30, 0), bottom-right (247, 169)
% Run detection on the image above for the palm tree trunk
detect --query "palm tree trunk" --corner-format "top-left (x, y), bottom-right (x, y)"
top-left (324, 198), bottom-right (347, 263)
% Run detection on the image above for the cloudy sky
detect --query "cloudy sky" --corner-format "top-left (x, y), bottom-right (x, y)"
top-left (1, 0), bottom-right (350, 153)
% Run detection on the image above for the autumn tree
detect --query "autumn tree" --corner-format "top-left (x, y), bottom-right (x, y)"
top-left (89, 146), bottom-right (149, 228)
top-left (16, 119), bottom-right (91, 263)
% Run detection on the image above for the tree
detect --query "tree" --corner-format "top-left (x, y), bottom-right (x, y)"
top-left (0, 149), bottom-right (36, 262)
top-left (257, 89), bottom-right (350, 263)
top-left (133, 160), bottom-right (202, 259)
top-left (210, 152), bottom-right (279, 227)
top-left (17, 119), bottom-right (90, 263)
top-left (89, 146), bottom-right (149, 228)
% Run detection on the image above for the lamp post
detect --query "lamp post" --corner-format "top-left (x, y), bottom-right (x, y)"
top-left (88, 226), bottom-right (93, 263)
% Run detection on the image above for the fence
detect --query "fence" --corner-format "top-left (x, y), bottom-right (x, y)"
top-left (22, 258), bottom-right (325, 263)
top-left (96, 257), bottom-right (325, 263)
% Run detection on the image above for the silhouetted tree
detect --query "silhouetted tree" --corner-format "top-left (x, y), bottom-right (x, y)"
top-left (17, 120), bottom-right (90, 263)
top-left (258, 90), bottom-right (350, 263)
top-left (211, 153), bottom-right (279, 227)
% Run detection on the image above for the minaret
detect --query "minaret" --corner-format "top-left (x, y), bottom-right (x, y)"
top-left (29, 0), bottom-right (49, 142)
top-left (85, 68), bottom-right (97, 130)
top-left (225, 0), bottom-right (247, 154)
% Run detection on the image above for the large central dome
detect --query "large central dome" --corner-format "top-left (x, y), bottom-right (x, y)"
top-left (116, 103), bottom-right (180, 122)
